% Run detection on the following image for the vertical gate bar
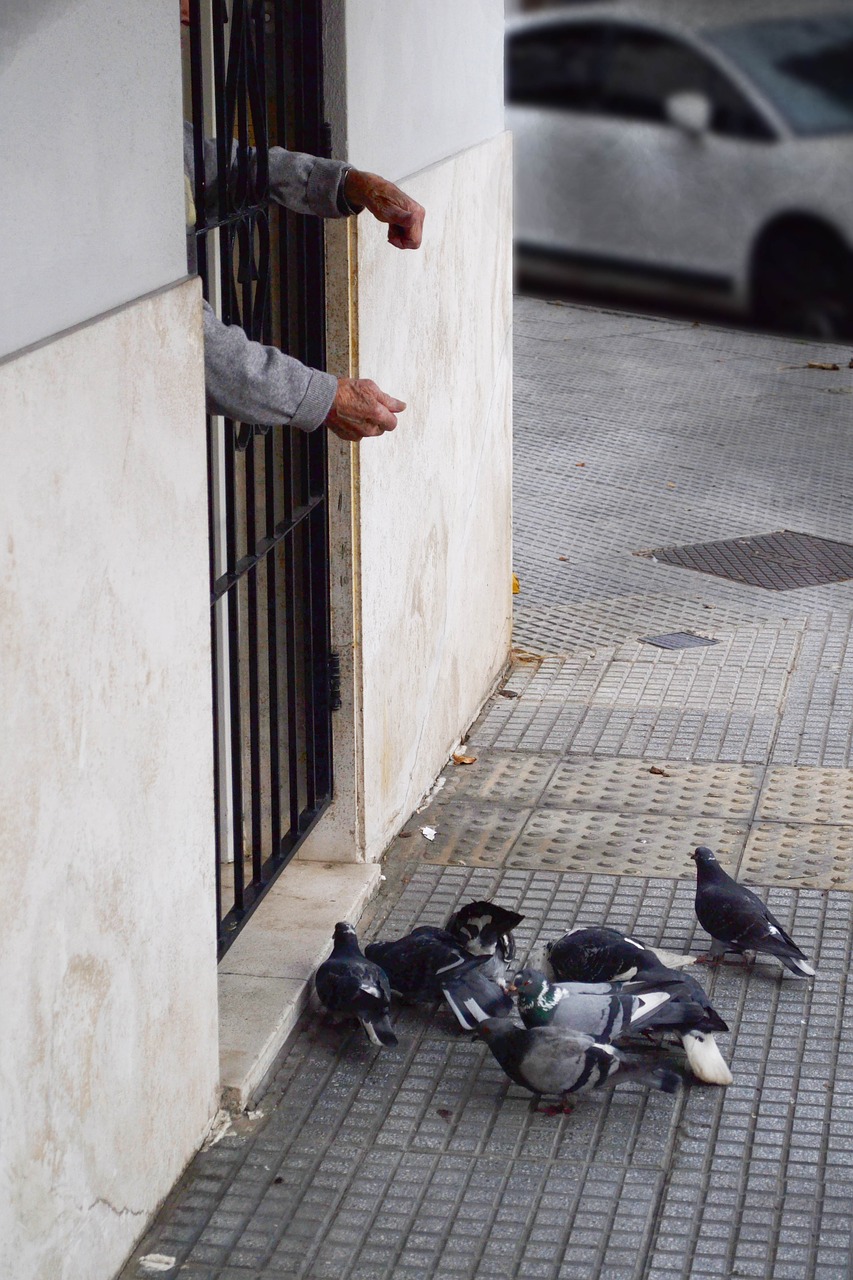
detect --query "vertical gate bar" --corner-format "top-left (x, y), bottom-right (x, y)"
top-left (265, 433), bottom-right (282, 858)
top-left (283, 529), bottom-right (300, 835)
top-left (302, 505), bottom-right (317, 813)
top-left (227, 566), bottom-right (245, 910)
top-left (245, 434), bottom-right (263, 885)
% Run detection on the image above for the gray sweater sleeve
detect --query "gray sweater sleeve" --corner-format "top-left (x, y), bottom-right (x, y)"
top-left (203, 301), bottom-right (337, 431)
top-left (185, 124), bottom-right (349, 430)
top-left (184, 122), bottom-right (356, 219)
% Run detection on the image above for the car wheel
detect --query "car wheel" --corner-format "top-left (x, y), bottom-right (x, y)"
top-left (752, 226), bottom-right (853, 340)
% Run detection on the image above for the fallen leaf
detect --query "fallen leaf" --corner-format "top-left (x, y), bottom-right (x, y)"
top-left (499, 690), bottom-right (519, 699)
top-left (512, 573), bottom-right (520, 594)
top-left (558, 555), bottom-right (570, 562)
top-left (807, 361), bottom-right (841, 371)
top-left (666, 482), bottom-right (676, 489)
top-left (575, 462), bottom-right (586, 468)
top-left (398, 832), bottom-right (413, 839)
top-left (452, 753), bottom-right (477, 766)
top-left (421, 826), bottom-right (437, 841)
top-left (436, 1107), bottom-right (453, 1122)
top-left (648, 766), bottom-right (671, 777)
top-left (512, 648), bottom-right (542, 663)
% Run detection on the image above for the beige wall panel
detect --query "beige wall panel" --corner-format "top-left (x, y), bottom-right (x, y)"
top-left (0, 280), bottom-right (219, 1280)
top-left (356, 135), bottom-right (513, 859)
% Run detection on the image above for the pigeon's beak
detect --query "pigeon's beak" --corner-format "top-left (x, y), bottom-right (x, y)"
top-left (506, 983), bottom-right (517, 995)
top-left (689, 850), bottom-right (698, 862)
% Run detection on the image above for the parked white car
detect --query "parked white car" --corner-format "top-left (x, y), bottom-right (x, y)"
top-left (507, 4), bottom-right (853, 336)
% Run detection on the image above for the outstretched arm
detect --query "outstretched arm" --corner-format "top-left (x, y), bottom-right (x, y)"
top-left (343, 169), bottom-right (425, 249)
top-left (203, 303), bottom-right (405, 441)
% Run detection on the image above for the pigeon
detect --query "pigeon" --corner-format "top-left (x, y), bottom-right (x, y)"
top-left (691, 845), bottom-right (815, 978)
top-left (621, 951), bottom-right (733, 1085)
top-left (545, 925), bottom-right (695, 984)
top-left (314, 922), bottom-right (398, 1048)
top-left (476, 1018), bottom-right (681, 1109)
top-left (365, 926), bottom-right (513, 1029)
top-left (512, 967), bottom-right (705, 1043)
top-left (445, 900), bottom-right (524, 965)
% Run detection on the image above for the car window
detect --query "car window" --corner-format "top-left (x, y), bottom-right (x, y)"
top-left (507, 23), bottom-right (607, 111)
top-left (600, 27), bottom-right (774, 140)
top-left (707, 16), bottom-right (853, 137)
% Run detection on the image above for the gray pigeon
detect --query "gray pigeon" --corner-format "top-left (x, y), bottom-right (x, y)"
top-left (315, 922), bottom-right (398, 1047)
top-left (691, 846), bottom-right (815, 977)
top-left (476, 1018), bottom-right (681, 1110)
top-left (512, 968), bottom-right (679, 1040)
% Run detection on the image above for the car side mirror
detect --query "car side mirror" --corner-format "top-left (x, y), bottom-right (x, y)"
top-left (665, 91), bottom-right (712, 136)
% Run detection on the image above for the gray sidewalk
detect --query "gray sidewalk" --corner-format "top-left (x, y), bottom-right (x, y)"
top-left (123, 300), bottom-right (853, 1280)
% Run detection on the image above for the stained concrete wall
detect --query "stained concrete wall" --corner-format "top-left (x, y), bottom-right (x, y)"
top-left (0, 0), bottom-right (186, 356)
top-left (0, 280), bottom-right (218, 1280)
top-left (305, 0), bottom-right (512, 861)
top-left (356, 137), bottom-right (513, 856)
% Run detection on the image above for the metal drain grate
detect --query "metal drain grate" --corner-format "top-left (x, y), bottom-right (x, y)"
top-left (636, 529), bottom-right (853, 591)
top-left (641, 632), bottom-right (719, 649)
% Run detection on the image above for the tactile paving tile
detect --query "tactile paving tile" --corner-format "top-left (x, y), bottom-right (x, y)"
top-left (756, 766), bottom-right (853, 826)
top-left (413, 801), bottom-right (531, 866)
top-left (636, 530), bottom-right (853, 592)
top-left (427, 809), bottom-right (748, 877)
top-left (435, 751), bottom-right (559, 807)
top-left (740, 822), bottom-right (853, 890)
top-left (541, 758), bottom-right (762, 820)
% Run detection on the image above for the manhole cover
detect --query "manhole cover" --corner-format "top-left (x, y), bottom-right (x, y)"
top-left (636, 529), bottom-right (853, 591)
top-left (640, 632), bottom-right (718, 649)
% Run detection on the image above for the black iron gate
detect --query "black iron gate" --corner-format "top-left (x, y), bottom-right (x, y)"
top-left (186, 0), bottom-right (334, 957)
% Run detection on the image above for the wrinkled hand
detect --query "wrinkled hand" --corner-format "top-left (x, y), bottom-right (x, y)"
top-left (325, 377), bottom-right (406, 442)
top-left (344, 169), bottom-right (425, 250)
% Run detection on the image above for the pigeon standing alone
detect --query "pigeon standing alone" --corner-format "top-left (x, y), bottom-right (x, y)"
top-left (691, 846), bottom-right (815, 977)
top-left (315, 922), bottom-right (398, 1048)
top-left (476, 1018), bottom-right (681, 1110)
top-left (545, 925), bottom-right (695, 984)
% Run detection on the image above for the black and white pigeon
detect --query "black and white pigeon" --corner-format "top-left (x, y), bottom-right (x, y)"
top-left (621, 951), bottom-right (733, 1085)
top-left (545, 925), bottom-right (695, 984)
top-left (365, 925), bottom-right (513, 1030)
top-left (512, 967), bottom-right (705, 1043)
top-left (445, 900), bottom-right (524, 968)
top-left (314, 922), bottom-right (398, 1048)
top-left (476, 1018), bottom-right (681, 1110)
top-left (691, 845), bottom-right (815, 978)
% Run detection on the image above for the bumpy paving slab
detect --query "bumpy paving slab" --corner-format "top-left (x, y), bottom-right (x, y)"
top-left (122, 302), bottom-right (853, 1280)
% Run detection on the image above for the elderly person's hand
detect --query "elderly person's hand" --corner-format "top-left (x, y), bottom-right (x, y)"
top-left (325, 377), bottom-right (406, 442)
top-left (344, 170), bottom-right (425, 250)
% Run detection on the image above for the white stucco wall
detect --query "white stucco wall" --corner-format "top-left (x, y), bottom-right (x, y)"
top-left (325, 0), bottom-right (505, 180)
top-left (0, 281), bottom-right (219, 1280)
top-left (0, 0), bottom-right (187, 357)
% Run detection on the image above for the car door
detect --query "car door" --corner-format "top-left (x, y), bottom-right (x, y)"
top-left (587, 24), bottom-right (778, 285)
top-left (507, 22), bottom-right (613, 256)
top-left (508, 18), bottom-right (780, 289)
